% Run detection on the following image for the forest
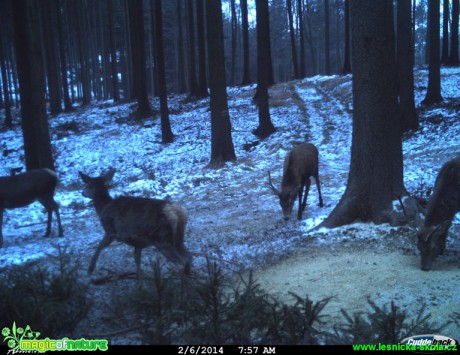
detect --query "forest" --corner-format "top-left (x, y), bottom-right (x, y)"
top-left (0, 0), bottom-right (459, 348)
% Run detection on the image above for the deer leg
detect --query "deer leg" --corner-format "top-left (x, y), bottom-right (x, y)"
top-left (134, 247), bottom-right (143, 280)
top-left (302, 180), bottom-right (311, 211)
top-left (314, 174), bottom-right (324, 207)
top-left (0, 208), bottom-right (3, 247)
top-left (52, 200), bottom-right (64, 237)
top-left (88, 234), bottom-right (113, 274)
top-left (297, 185), bottom-right (304, 220)
top-left (39, 197), bottom-right (54, 237)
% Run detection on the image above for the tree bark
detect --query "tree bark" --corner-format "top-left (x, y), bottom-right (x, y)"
top-left (107, 0), bottom-right (119, 101)
top-left (422, 0), bottom-right (443, 105)
top-left (240, 0), bottom-right (251, 85)
top-left (324, 0), bottom-right (331, 75)
top-left (342, 0), bottom-right (351, 74)
top-left (11, 0), bottom-right (55, 171)
top-left (441, 0), bottom-right (449, 64)
top-left (154, 0), bottom-right (174, 143)
top-left (287, 0), bottom-right (300, 79)
top-left (449, 0), bottom-right (460, 65)
top-left (253, 0), bottom-right (276, 139)
top-left (128, 0), bottom-right (152, 117)
top-left (397, 0), bottom-right (418, 132)
top-left (320, 0), bottom-right (405, 228)
top-left (196, 0), bottom-right (208, 97)
top-left (187, 0), bottom-right (198, 97)
top-left (205, 0), bottom-right (236, 168)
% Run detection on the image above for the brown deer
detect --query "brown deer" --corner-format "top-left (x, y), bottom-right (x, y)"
top-left (0, 168), bottom-right (64, 247)
top-left (268, 143), bottom-right (323, 221)
top-left (417, 155), bottom-right (460, 271)
top-left (79, 168), bottom-right (192, 278)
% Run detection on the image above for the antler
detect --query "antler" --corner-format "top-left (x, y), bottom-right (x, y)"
top-left (268, 171), bottom-right (280, 196)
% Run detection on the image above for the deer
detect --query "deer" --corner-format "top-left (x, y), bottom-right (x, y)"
top-left (79, 168), bottom-right (192, 279)
top-left (417, 155), bottom-right (460, 271)
top-left (268, 143), bottom-right (323, 221)
top-left (0, 168), bottom-right (64, 247)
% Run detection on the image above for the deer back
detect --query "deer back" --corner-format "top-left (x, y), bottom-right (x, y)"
top-left (282, 143), bottom-right (319, 190)
top-left (99, 196), bottom-right (186, 249)
top-left (0, 169), bottom-right (57, 209)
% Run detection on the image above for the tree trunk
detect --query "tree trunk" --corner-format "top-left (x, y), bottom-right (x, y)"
top-left (128, 0), bottom-right (152, 117)
top-left (196, 0), bottom-right (208, 97)
top-left (441, 0), bottom-right (449, 64)
top-left (287, 0), bottom-right (300, 79)
top-left (298, 0), bottom-right (306, 77)
top-left (11, 0), bottom-right (55, 171)
top-left (40, 0), bottom-right (62, 115)
top-left (154, 0), bottom-right (174, 143)
top-left (449, 0), bottom-right (460, 65)
top-left (253, 0), bottom-right (276, 139)
top-left (397, 0), bottom-right (418, 132)
top-left (0, 30), bottom-right (12, 127)
top-left (342, 0), bottom-right (351, 74)
top-left (320, 0), bottom-right (405, 228)
top-left (205, 0), bottom-right (236, 168)
top-left (187, 0), bottom-right (198, 97)
top-left (422, 0), bottom-right (443, 105)
top-left (56, 0), bottom-right (73, 111)
top-left (107, 0), bottom-right (119, 101)
top-left (324, 0), bottom-right (331, 75)
top-left (240, 0), bottom-right (251, 85)
top-left (176, 0), bottom-right (187, 93)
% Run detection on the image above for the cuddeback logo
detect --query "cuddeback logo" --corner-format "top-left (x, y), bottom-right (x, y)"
top-left (400, 334), bottom-right (458, 353)
top-left (2, 322), bottom-right (108, 353)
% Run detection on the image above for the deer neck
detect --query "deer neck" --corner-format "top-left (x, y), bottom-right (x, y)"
top-left (93, 189), bottom-right (113, 216)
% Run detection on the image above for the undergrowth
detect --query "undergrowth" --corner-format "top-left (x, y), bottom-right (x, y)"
top-left (117, 260), bottom-right (451, 345)
top-left (0, 246), bottom-right (91, 338)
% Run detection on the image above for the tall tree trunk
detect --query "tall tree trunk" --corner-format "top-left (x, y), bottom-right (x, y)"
top-left (230, 0), bottom-right (237, 85)
top-left (187, 0), bottom-right (198, 97)
top-left (40, 0), bottom-right (62, 115)
top-left (205, 0), bottom-right (236, 168)
top-left (196, 0), bottom-right (208, 97)
top-left (11, 0), bottom-right (55, 171)
top-left (398, 0), bottom-right (418, 132)
top-left (240, 0), bottom-right (251, 85)
top-left (107, 0), bottom-right (119, 101)
top-left (287, 0), bottom-right (300, 79)
top-left (176, 1), bottom-right (187, 93)
top-left (321, 0), bottom-right (405, 228)
top-left (342, 0), bottom-right (351, 74)
top-left (449, 0), bottom-right (460, 65)
top-left (128, 0), bottom-right (152, 117)
top-left (0, 30), bottom-right (12, 127)
top-left (154, 0), bottom-right (174, 143)
top-left (75, 1), bottom-right (91, 105)
top-left (422, 0), bottom-right (443, 105)
top-left (253, 0), bottom-right (276, 139)
top-left (441, 0), bottom-right (449, 64)
top-left (324, 0), bottom-right (331, 75)
top-left (56, 0), bottom-right (73, 111)
top-left (298, 0), bottom-right (306, 77)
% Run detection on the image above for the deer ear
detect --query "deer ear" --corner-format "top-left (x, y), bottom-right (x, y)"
top-left (79, 171), bottom-right (91, 184)
top-left (103, 168), bottom-right (116, 182)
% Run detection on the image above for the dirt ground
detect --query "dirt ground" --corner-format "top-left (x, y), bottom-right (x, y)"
top-left (249, 228), bottom-right (460, 339)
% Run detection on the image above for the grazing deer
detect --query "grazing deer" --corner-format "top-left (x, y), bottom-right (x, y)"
top-left (268, 143), bottom-right (323, 221)
top-left (417, 155), bottom-right (460, 271)
top-left (0, 168), bottom-right (64, 247)
top-left (79, 168), bottom-right (192, 278)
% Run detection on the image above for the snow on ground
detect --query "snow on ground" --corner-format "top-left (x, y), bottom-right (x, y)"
top-left (0, 67), bottom-right (459, 341)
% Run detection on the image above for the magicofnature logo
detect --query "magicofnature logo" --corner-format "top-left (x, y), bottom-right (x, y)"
top-left (2, 322), bottom-right (108, 353)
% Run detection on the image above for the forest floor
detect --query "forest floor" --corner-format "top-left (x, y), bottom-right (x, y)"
top-left (1, 68), bottom-right (459, 344)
